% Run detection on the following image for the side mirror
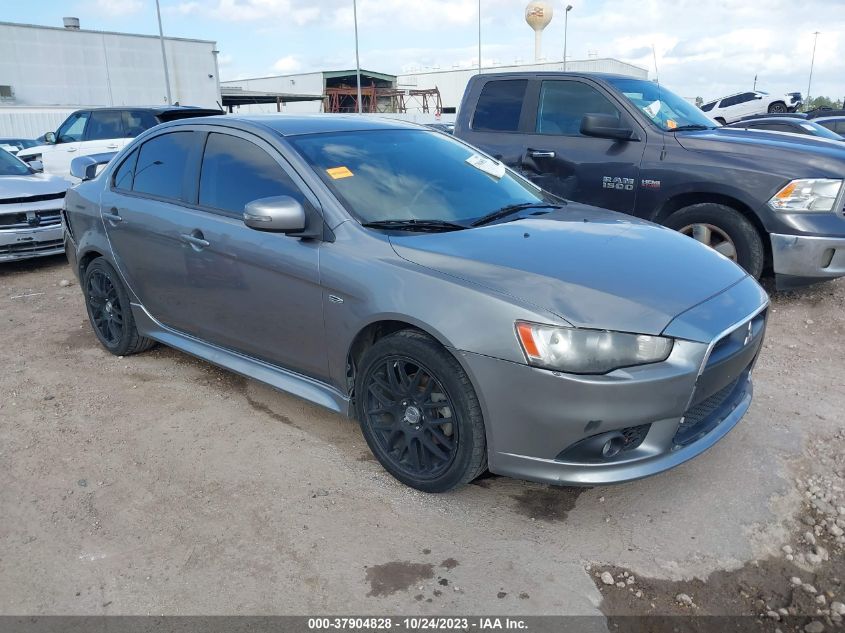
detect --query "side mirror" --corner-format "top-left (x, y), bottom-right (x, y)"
top-left (70, 153), bottom-right (115, 181)
top-left (244, 196), bottom-right (306, 233)
top-left (580, 113), bottom-right (635, 141)
top-left (44, 132), bottom-right (56, 144)
top-left (28, 160), bottom-right (44, 172)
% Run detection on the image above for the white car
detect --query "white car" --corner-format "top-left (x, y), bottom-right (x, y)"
top-left (16, 106), bottom-right (222, 179)
top-left (700, 91), bottom-right (803, 124)
top-left (0, 148), bottom-right (70, 262)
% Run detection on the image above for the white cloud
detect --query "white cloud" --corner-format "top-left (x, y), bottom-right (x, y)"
top-left (272, 54), bottom-right (302, 73)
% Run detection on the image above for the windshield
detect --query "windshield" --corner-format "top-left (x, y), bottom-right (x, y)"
top-left (0, 148), bottom-right (31, 176)
top-left (289, 129), bottom-right (552, 225)
top-left (801, 121), bottom-right (845, 141)
top-left (605, 77), bottom-right (717, 131)
top-left (0, 139), bottom-right (38, 151)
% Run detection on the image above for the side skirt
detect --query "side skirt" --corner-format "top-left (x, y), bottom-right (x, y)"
top-left (131, 303), bottom-right (352, 417)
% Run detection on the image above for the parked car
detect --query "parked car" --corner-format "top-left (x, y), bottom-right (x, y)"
top-left (813, 116), bottom-right (845, 136)
top-left (16, 106), bottom-right (223, 179)
top-left (64, 115), bottom-right (768, 492)
top-left (700, 91), bottom-right (802, 124)
top-left (0, 147), bottom-right (69, 262)
top-left (0, 138), bottom-right (39, 155)
top-left (453, 73), bottom-right (845, 288)
top-left (806, 108), bottom-right (845, 120)
top-left (725, 116), bottom-right (844, 142)
top-left (425, 122), bottom-right (455, 134)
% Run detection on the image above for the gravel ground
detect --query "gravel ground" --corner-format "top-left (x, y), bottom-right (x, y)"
top-left (1, 255), bottom-right (843, 624)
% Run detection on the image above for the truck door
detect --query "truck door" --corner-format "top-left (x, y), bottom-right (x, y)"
top-left (518, 79), bottom-right (646, 213)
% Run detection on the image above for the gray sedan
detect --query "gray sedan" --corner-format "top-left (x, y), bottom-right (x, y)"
top-left (63, 115), bottom-right (768, 492)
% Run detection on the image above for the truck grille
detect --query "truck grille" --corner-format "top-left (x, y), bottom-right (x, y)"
top-left (0, 209), bottom-right (62, 230)
top-left (0, 192), bottom-right (65, 205)
top-left (0, 238), bottom-right (64, 257)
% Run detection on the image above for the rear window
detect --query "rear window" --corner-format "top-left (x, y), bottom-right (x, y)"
top-left (471, 80), bottom-right (527, 132)
top-left (132, 131), bottom-right (195, 201)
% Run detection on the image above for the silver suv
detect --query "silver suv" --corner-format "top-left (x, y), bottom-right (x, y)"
top-left (64, 115), bottom-right (768, 492)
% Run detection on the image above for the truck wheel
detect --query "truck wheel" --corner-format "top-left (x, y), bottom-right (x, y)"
top-left (355, 329), bottom-right (487, 493)
top-left (83, 257), bottom-right (156, 356)
top-left (664, 204), bottom-right (765, 278)
top-left (768, 102), bottom-right (787, 114)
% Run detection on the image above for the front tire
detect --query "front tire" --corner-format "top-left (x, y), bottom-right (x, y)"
top-left (768, 101), bottom-right (787, 114)
top-left (354, 330), bottom-right (487, 492)
top-left (83, 257), bottom-right (156, 356)
top-left (664, 203), bottom-right (765, 278)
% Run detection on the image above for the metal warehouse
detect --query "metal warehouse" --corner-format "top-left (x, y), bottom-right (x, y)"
top-left (0, 19), bottom-right (221, 137)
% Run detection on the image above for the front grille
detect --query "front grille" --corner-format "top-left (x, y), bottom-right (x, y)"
top-left (0, 192), bottom-right (65, 205)
top-left (0, 238), bottom-right (64, 256)
top-left (674, 372), bottom-right (748, 446)
top-left (0, 210), bottom-right (62, 230)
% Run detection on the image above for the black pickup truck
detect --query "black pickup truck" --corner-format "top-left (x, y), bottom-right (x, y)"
top-left (454, 72), bottom-right (845, 288)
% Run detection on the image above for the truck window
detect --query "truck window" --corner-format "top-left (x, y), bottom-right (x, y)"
top-left (701, 101), bottom-right (716, 112)
top-left (536, 81), bottom-right (620, 136)
top-left (86, 110), bottom-right (125, 141)
top-left (471, 80), bottom-right (527, 132)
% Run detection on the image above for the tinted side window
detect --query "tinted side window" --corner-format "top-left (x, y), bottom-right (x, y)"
top-left (57, 112), bottom-right (89, 143)
top-left (113, 148), bottom-right (139, 191)
top-left (86, 110), bottom-right (125, 141)
top-left (132, 132), bottom-right (194, 200)
top-left (701, 101), bottom-right (716, 112)
top-left (472, 80), bottom-right (527, 132)
top-left (735, 93), bottom-right (756, 105)
top-left (199, 133), bottom-right (302, 214)
top-left (123, 110), bottom-right (159, 137)
top-left (536, 81), bottom-right (620, 135)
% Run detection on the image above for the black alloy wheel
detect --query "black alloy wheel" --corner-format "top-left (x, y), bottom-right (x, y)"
top-left (87, 268), bottom-right (124, 346)
top-left (363, 356), bottom-right (458, 480)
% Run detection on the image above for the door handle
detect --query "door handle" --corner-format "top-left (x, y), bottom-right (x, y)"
top-left (105, 207), bottom-right (123, 223)
top-left (180, 232), bottom-right (210, 250)
top-left (66, 147), bottom-right (78, 152)
top-left (106, 144), bottom-right (119, 150)
top-left (528, 149), bottom-right (555, 158)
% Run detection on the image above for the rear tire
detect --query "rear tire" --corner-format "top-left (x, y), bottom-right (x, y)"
top-left (354, 330), bottom-right (487, 492)
top-left (768, 101), bottom-right (787, 114)
top-left (83, 257), bottom-right (156, 356)
top-left (663, 203), bottom-right (765, 279)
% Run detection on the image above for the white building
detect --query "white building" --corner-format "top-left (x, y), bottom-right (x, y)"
top-left (398, 58), bottom-right (650, 112)
top-left (0, 19), bottom-right (221, 137)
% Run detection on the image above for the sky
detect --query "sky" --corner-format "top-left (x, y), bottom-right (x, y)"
top-left (4, 0), bottom-right (844, 102)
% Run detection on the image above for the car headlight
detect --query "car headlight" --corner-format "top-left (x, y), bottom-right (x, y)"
top-left (515, 321), bottom-right (674, 375)
top-left (768, 178), bottom-right (843, 213)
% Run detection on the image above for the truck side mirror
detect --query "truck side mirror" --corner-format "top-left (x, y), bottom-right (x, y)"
top-left (44, 132), bottom-right (56, 144)
top-left (580, 114), bottom-right (635, 141)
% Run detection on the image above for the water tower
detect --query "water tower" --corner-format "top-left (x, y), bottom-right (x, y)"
top-left (525, 1), bottom-right (554, 62)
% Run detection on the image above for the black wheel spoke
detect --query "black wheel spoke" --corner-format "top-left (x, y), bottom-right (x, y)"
top-left (87, 270), bottom-right (123, 346)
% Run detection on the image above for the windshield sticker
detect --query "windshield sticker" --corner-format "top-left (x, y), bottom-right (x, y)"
top-left (465, 154), bottom-right (506, 179)
top-left (326, 166), bottom-right (354, 179)
top-left (644, 100), bottom-right (661, 118)
top-left (666, 119), bottom-right (678, 129)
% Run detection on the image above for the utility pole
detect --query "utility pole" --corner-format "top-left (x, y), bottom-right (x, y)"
top-left (478, 0), bottom-right (482, 74)
top-left (563, 4), bottom-right (572, 71)
top-left (806, 31), bottom-right (820, 110)
top-left (753, 74), bottom-right (757, 90)
top-left (353, 0), bottom-right (363, 113)
top-left (155, 0), bottom-right (173, 105)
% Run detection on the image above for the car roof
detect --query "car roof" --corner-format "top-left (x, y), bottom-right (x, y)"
top-left (732, 117), bottom-right (806, 125)
top-left (468, 71), bottom-right (638, 82)
top-left (813, 115), bottom-right (845, 122)
top-left (165, 114), bottom-right (422, 137)
top-left (70, 106), bottom-right (222, 114)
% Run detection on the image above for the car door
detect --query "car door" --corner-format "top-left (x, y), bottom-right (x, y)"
top-left (460, 78), bottom-right (532, 168)
top-left (517, 78), bottom-right (646, 212)
top-left (78, 110), bottom-right (125, 158)
top-left (41, 111), bottom-right (89, 176)
top-left (102, 128), bottom-right (328, 380)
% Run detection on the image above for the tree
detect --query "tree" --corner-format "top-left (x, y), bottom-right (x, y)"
top-left (805, 96), bottom-right (843, 111)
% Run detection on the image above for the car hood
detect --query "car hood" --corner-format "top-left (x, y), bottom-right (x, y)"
top-left (389, 206), bottom-right (747, 336)
top-left (675, 128), bottom-right (845, 176)
top-left (0, 172), bottom-right (70, 198)
top-left (15, 145), bottom-right (50, 160)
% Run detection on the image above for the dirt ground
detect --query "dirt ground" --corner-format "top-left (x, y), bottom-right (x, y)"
top-left (1, 254), bottom-right (844, 626)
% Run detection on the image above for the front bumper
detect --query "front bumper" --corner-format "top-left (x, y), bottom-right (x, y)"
top-left (771, 233), bottom-right (845, 288)
top-left (0, 223), bottom-right (64, 262)
top-left (460, 276), bottom-right (768, 486)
